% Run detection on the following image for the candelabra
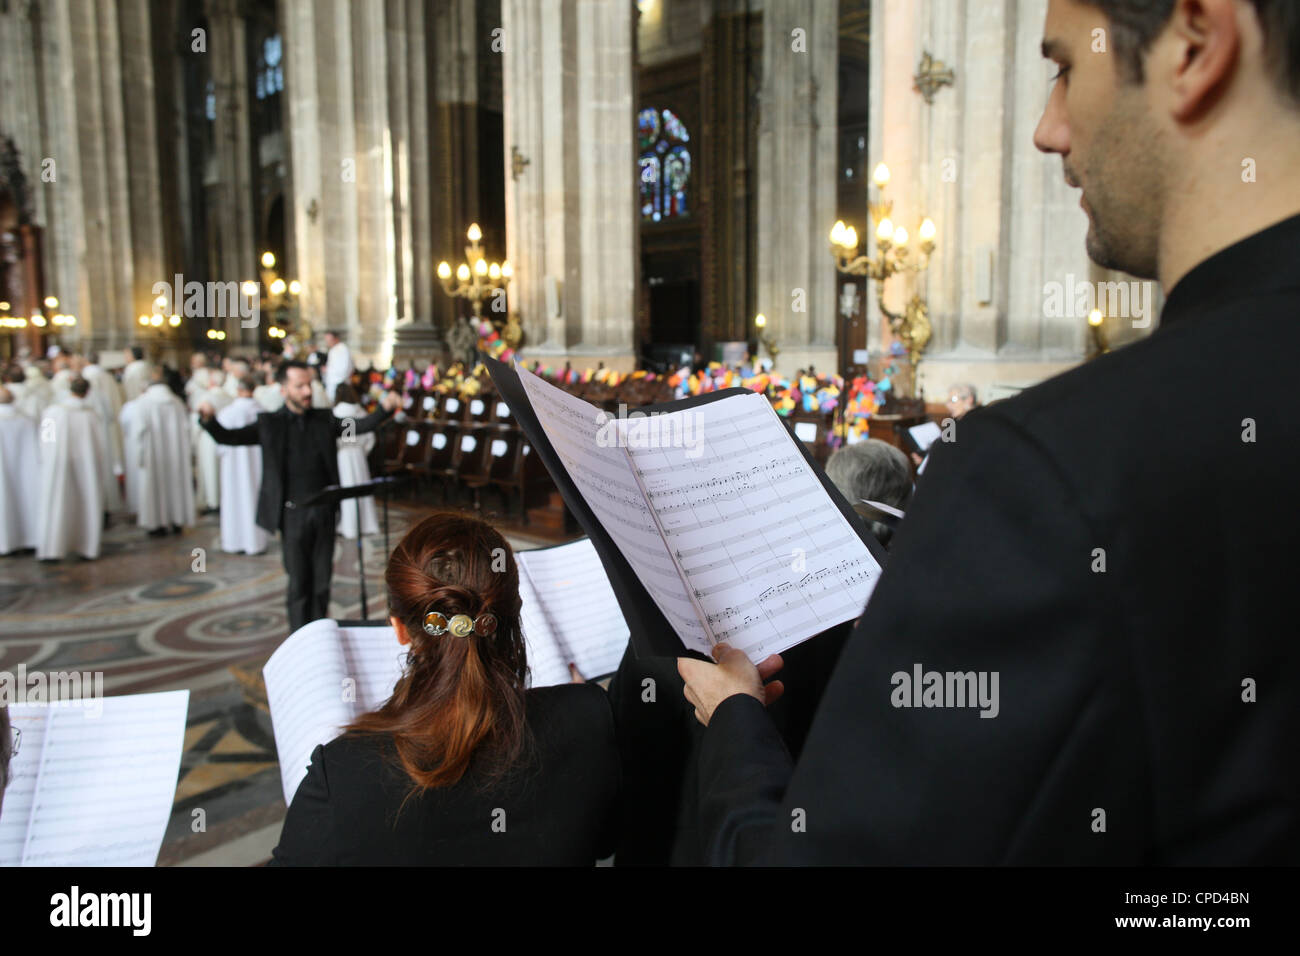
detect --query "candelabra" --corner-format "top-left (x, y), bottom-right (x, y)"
top-left (259, 251), bottom-right (301, 346)
top-left (437, 223), bottom-right (517, 348)
top-left (753, 313), bottom-right (779, 366)
top-left (829, 163), bottom-right (937, 394)
top-left (1087, 308), bottom-right (1110, 359)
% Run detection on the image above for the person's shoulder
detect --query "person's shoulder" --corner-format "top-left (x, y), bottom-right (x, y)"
top-left (315, 733), bottom-right (395, 787)
top-left (525, 684), bottom-right (615, 737)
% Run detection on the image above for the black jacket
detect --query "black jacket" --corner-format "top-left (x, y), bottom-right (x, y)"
top-left (200, 403), bottom-right (393, 532)
top-left (697, 213), bottom-right (1300, 865)
top-left (270, 684), bottom-right (621, 866)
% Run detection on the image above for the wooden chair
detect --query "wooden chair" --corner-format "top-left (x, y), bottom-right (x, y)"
top-left (456, 426), bottom-right (495, 512)
top-left (410, 421), bottom-right (462, 504)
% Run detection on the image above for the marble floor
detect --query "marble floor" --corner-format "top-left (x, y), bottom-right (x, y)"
top-left (0, 499), bottom-right (567, 866)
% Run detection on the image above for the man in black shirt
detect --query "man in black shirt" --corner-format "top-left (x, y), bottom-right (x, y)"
top-left (198, 360), bottom-right (401, 631)
top-left (679, 0), bottom-right (1300, 864)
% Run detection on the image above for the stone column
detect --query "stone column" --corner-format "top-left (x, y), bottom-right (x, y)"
top-left (755, 0), bottom-right (838, 374)
top-left (119, 0), bottom-right (167, 330)
top-left (501, 0), bottom-right (635, 369)
top-left (207, 0), bottom-right (258, 347)
top-left (870, 0), bottom-right (1111, 401)
top-left (351, 0), bottom-right (397, 361)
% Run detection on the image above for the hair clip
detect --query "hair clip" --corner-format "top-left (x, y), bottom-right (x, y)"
top-left (423, 610), bottom-right (498, 638)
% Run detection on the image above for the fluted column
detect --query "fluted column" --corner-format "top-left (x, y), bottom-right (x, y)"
top-left (352, 0), bottom-right (397, 360)
top-left (502, 0), bottom-right (635, 369)
top-left (207, 0), bottom-right (258, 347)
top-left (755, 0), bottom-right (838, 374)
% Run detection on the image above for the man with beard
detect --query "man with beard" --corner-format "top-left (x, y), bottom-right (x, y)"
top-left (680, 0), bottom-right (1300, 864)
top-left (197, 361), bottom-right (402, 631)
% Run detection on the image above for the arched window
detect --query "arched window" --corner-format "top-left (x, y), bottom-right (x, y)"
top-left (638, 107), bottom-right (691, 223)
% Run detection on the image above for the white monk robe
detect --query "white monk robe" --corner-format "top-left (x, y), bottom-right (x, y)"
top-left (120, 383), bottom-right (195, 530)
top-left (253, 381), bottom-right (284, 412)
top-left (324, 341), bottom-right (354, 399)
top-left (0, 402), bottom-right (41, 553)
top-left (310, 377), bottom-right (331, 409)
top-left (121, 359), bottom-right (152, 402)
top-left (184, 366), bottom-right (211, 406)
top-left (19, 367), bottom-right (53, 420)
top-left (191, 377), bottom-right (232, 512)
top-left (333, 401), bottom-right (379, 538)
top-left (81, 364), bottom-right (126, 513)
top-left (49, 367), bottom-right (73, 395)
top-left (36, 395), bottom-right (106, 560)
top-left (215, 396), bottom-right (268, 554)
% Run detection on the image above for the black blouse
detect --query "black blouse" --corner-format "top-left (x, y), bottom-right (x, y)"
top-left (270, 684), bottom-right (620, 866)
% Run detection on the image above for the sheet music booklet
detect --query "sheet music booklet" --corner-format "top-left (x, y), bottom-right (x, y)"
top-left (0, 691), bottom-right (189, 866)
top-left (485, 355), bottom-right (888, 664)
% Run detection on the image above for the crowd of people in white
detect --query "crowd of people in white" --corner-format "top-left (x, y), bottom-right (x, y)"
top-left (0, 335), bottom-right (378, 562)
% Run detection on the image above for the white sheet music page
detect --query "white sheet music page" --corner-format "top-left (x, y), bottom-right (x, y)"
top-left (517, 538), bottom-right (631, 687)
top-left (517, 556), bottom-right (561, 686)
top-left (266, 620), bottom-right (408, 804)
top-left (0, 691), bottom-right (188, 866)
top-left (0, 706), bottom-right (47, 865)
top-left (264, 619), bottom-right (355, 804)
top-left (619, 391), bottom-right (883, 661)
top-left (514, 361), bottom-right (710, 654)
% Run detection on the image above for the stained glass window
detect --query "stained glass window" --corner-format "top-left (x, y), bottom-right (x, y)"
top-left (255, 34), bottom-right (283, 100)
top-left (639, 107), bottom-right (691, 223)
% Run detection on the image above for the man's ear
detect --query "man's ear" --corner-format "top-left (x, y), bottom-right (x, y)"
top-left (1164, 0), bottom-right (1242, 122)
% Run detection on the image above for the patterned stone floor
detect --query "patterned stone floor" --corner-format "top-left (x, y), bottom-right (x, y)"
top-left (0, 500), bottom-right (565, 865)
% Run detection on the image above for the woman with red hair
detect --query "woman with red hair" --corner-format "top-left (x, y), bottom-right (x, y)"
top-left (271, 512), bottom-right (621, 865)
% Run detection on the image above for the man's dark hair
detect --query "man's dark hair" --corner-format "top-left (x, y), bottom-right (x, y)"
top-left (1087, 0), bottom-right (1300, 104)
top-left (69, 376), bottom-right (90, 398)
top-left (130, 346), bottom-right (144, 361)
top-left (275, 359), bottom-right (310, 384)
top-left (239, 375), bottom-right (259, 394)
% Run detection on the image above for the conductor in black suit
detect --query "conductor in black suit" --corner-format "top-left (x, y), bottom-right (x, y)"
top-left (197, 360), bottom-right (402, 631)
top-left (679, 0), bottom-right (1300, 864)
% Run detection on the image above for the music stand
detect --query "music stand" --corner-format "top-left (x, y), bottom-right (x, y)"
top-left (290, 474), bottom-right (411, 621)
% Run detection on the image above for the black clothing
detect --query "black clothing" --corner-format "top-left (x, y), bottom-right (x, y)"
top-left (697, 213), bottom-right (1300, 864)
top-left (608, 622), bottom-right (851, 865)
top-left (270, 684), bottom-right (621, 866)
top-left (200, 402), bottom-right (393, 533)
top-left (200, 401), bottom-right (394, 630)
top-left (280, 504), bottom-right (337, 631)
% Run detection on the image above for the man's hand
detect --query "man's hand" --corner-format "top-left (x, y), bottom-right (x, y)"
top-left (678, 644), bottom-right (784, 727)
top-left (196, 401), bottom-right (215, 421)
top-left (381, 391), bottom-right (401, 413)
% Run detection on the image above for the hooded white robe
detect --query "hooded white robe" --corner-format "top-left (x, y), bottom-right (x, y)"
top-left (253, 382), bottom-right (284, 412)
top-left (121, 359), bottom-right (153, 402)
top-left (36, 396), bottom-right (106, 560)
top-left (18, 367), bottom-right (52, 420)
top-left (81, 363), bottom-right (126, 512)
top-left (191, 379), bottom-right (232, 512)
top-left (0, 403), bottom-right (41, 553)
top-left (332, 402), bottom-right (379, 538)
top-left (120, 383), bottom-right (196, 530)
top-left (215, 396), bottom-right (268, 554)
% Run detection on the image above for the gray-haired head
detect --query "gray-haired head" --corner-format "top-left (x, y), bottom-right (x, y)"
top-left (826, 439), bottom-right (913, 511)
